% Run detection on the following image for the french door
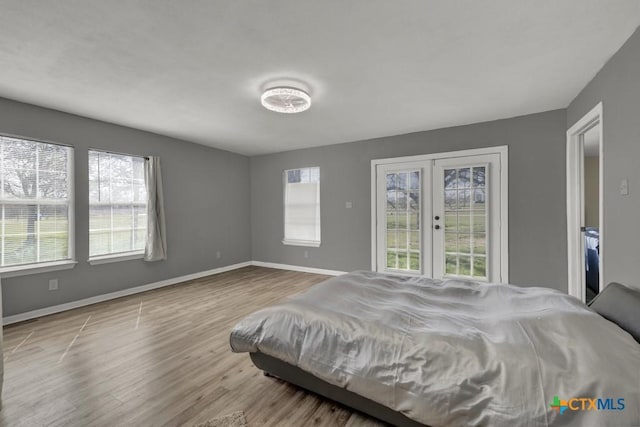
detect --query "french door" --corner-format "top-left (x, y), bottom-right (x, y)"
top-left (374, 149), bottom-right (507, 283)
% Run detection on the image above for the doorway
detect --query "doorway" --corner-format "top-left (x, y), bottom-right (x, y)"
top-left (371, 147), bottom-right (508, 283)
top-left (566, 103), bottom-right (603, 303)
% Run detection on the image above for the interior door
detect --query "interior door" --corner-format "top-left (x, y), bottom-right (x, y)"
top-left (432, 154), bottom-right (502, 282)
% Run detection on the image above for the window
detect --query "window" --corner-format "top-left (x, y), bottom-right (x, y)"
top-left (89, 150), bottom-right (147, 258)
top-left (0, 135), bottom-right (73, 269)
top-left (283, 167), bottom-right (320, 247)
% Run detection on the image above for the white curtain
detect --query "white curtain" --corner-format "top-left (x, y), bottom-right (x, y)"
top-left (144, 156), bottom-right (167, 261)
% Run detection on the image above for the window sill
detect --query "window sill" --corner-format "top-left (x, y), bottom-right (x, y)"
top-left (88, 252), bottom-right (144, 266)
top-left (0, 260), bottom-right (78, 279)
top-left (282, 239), bottom-right (321, 248)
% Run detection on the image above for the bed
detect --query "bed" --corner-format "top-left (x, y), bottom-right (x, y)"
top-left (230, 271), bottom-right (640, 427)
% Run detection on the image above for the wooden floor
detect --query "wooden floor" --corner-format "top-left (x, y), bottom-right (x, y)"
top-left (1, 266), bottom-right (387, 427)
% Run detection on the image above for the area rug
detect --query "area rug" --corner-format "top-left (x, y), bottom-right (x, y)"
top-left (194, 410), bottom-right (248, 427)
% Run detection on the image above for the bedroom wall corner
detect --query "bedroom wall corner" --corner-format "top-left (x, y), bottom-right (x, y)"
top-left (0, 97), bottom-right (252, 317)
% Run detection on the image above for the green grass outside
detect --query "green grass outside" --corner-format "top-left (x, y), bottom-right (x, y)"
top-left (445, 232), bottom-right (486, 255)
top-left (446, 254), bottom-right (486, 278)
top-left (386, 230), bottom-right (420, 250)
top-left (2, 218), bottom-right (68, 265)
top-left (386, 212), bottom-right (419, 229)
top-left (386, 250), bottom-right (420, 271)
top-left (445, 211), bottom-right (485, 233)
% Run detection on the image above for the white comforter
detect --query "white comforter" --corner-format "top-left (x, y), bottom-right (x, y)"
top-left (230, 271), bottom-right (640, 426)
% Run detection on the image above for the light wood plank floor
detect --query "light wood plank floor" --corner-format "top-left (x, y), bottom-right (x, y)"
top-left (1, 266), bottom-right (386, 427)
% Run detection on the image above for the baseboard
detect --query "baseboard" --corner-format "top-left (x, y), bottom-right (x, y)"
top-left (251, 261), bottom-right (347, 277)
top-left (2, 261), bottom-right (252, 325)
top-left (2, 260), bottom-right (347, 325)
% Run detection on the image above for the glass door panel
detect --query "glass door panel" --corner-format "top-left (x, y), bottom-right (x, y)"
top-left (384, 170), bottom-right (421, 273)
top-left (442, 166), bottom-right (487, 280)
top-left (433, 153), bottom-right (501, 282)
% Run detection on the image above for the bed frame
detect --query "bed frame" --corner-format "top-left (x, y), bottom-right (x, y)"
top-left (250, 352), bottom-right (427, 427)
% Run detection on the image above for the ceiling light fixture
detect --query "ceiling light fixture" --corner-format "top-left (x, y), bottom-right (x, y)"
top-left (261, 87), bottom-right (311, 114)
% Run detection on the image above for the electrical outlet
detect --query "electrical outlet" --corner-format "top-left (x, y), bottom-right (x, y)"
top-left (304, 250), bottom-right (309, 258)
top-left (49, 279), bottom-right (58, 291)
top-left (216, 251), bottom-right (221, 259)
top-left (345, 201), bottom-right (353, 209)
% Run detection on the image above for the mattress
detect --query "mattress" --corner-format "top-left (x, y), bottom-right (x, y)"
top-left (230, 271), bottom-right (640, 427)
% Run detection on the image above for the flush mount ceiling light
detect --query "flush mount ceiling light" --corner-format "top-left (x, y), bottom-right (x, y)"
top-left (261, 87), bottom-right (311, 114)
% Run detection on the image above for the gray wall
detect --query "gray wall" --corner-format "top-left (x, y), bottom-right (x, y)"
top-left (567, 27), bottom-right (640, 289)
top-left (584, 157), bottom-right (600, 228)
top-left (251, 110), bottom-right (568, 291)
top-left (0, 97), bottom-right (251, 317)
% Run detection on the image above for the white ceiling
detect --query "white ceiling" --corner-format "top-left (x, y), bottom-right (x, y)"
top-left (0, 1), bottom-right (638, 156)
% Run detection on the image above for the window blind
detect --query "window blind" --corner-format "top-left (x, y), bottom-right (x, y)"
top-left (283, 167), bottom-right (320, 247)
top-left (0, 135), bottom-right (72, 268)
top-left (89, 150), bottom-right (147, 257)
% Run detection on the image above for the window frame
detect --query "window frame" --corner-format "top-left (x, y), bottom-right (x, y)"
top-left (282, 166), bottom-right (321, 248)
top-left (87, 149), bottom-right (147, 262)
top-left (0, 133), bottom-right (76, 277)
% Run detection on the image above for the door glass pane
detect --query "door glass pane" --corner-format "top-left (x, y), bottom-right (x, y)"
top-left (387, 212), bottom-right (397, 228)
top-left (444, 190), bottom-right (457, 209)
top-left (410, 171), bottom-right (420, 190)
top-left (397, 230), bottom-right (408, 249)
top-left (473, 167), bottom-right (486, 187)
top-left (444, 213), bottom-right (457, 231)
top-left (457, 168), bottom-right (471, 188)
top-left (458, 233), bottom-right (471, 254)
top-left (409, 231), bottom-right (420, 250)
top-left (409, 252), bottom-right (420, 270)
top-left (459, 255), bottom-right (471, 276)
top-left (473, 189), bottom-right (486, 210)
top-left (474, 256), bottom-right (487, 277)
top-left (445, 233), bottom-right (457, 252)
top-left (385, 170), bottom-right (420, 273)
top-left (458, 189), bottom-right (471, 210)
top-left (458, 213), bottom-right (471, 232)
top-left (472, 211), bottom-right (486, 232)
top-left (473, 233), bottom-right (486, 254)
top-left (397, 172), bottom-right (407, 191)
top-left (444, 169), bottom-right (457, 189)
top-left (386, 250), bottom-right (398, 269)
top-left (443, 166), bottom-right (488, 280)
top-left (398, 252), bottom-right (407, 269)
top-left (446, 254), bottom-right (457, 275)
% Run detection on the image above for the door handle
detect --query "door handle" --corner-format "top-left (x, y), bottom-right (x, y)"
top-left (434, 215), bottom-right (440, 220)
top-left (434, 225), bottom-right (441, 230)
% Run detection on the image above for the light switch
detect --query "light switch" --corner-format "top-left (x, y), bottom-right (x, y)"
top-left (345, 201), bottom-right (353, 209)
top-left (620, 178), bottom-right (629, 196)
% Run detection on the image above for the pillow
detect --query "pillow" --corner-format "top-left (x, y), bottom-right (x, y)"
top-left (589, 282), bottom-right (640, 343)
